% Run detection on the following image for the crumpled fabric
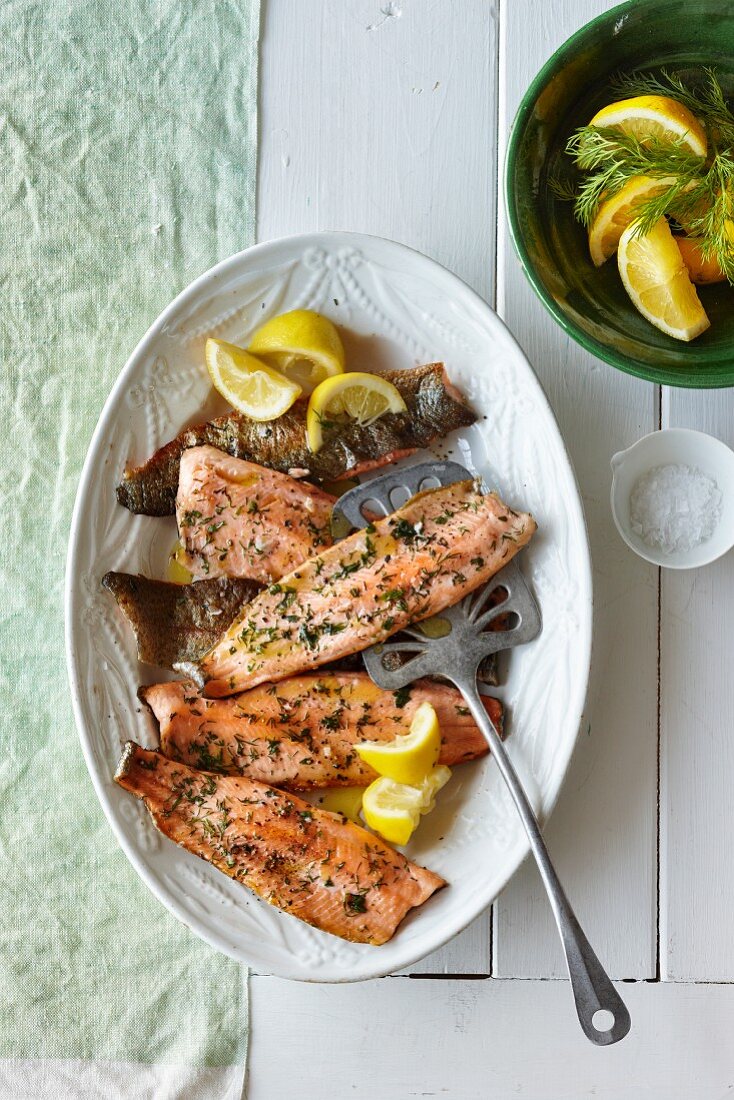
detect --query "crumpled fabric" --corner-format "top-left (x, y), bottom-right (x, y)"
top-left (0, 0), bottom-right (258, 1093)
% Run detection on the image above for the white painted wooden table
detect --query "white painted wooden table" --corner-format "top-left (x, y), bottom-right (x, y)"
top-left (249, 2), bottom-right (734, 1094)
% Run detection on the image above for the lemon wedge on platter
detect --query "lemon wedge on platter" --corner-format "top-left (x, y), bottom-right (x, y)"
top-left (617, 217), bottom-right (710, 342)
top-left (362, 767), bottom-right (452, 847)
top-left (358, 703), bottom-right (451, 845)
top-left (306, 371), bottom-right (407, 453)
top-left (248, 308), bottom-right (345, 393)
top-left (205, 338), bottom-right (302, 421)
top-left (355, 701), bottom-right (441, 785)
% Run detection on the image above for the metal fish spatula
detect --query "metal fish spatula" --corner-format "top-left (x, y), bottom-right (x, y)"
top-left (334, 461), bottom-right (631, 1047)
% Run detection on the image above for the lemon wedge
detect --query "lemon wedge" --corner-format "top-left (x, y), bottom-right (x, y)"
top-left (617, 217), bottom-right (710, 341)
top-left (588, 175), bottom-right (676, 266)
top-left (205, 338), bottom-right (302, 421)
top-left (675, 235), bottom-right (727, 285)
top-left (306, 371), bottom-right (407, 453)
top-left (362, 766), bottom-right (452, 847)
top-left (355, 701), bottom-right (441, 785)
top-left (248, 309), bottom-right (345, 393)
top-left (317, 787), bottom-right (364, 824)
top-left (675, 216), bottom-right (734, 284)
top-left (589, 95), bottom-right (707, 158)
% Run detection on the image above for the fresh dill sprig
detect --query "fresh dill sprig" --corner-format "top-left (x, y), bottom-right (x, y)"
top-left (609, 67), bottom-right (734, 149)
top-left (555, 68), bottom-right (734, 284)
top-left (682, 151), bottom-right (734, 282)
top-left (565, 126), bottom-right (705, 227)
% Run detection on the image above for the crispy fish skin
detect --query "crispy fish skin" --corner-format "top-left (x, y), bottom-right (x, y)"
top-left (102, 573), bottom-right (262, 668)
top-left (115, 742), bottom-right (445, 945)
top-left (176, 446), bottom-right (335, 583)
top-left (193, 480), bottom-right (536, 697)
top-left (140, 674), bottom-right (500, 787)
top-left (116, 363), bottom-right (476, 516)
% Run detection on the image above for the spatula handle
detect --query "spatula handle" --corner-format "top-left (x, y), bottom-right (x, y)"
top-left (459, 679), bottom-right (631, 1046)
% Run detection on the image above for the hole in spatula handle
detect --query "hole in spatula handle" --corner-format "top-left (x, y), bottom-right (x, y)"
top-left (592, 1009), bottom-right (615, 1033)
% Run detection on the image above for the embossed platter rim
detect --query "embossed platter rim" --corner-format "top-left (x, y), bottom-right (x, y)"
top-left (65, 231), bottom-right (592, 982)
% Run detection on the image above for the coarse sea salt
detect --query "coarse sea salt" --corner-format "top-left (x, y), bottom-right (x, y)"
top-left (629, 463), bottom-right (722, 555)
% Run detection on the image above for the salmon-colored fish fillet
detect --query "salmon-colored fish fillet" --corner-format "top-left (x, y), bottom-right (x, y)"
top-left (115, 742), bottom-right (445, 945)
top-left (140, 673), bottom-right (501, 788)
top-left (190, 480), bottom-right (536, 697)
top-left (176, 446), bottom-right (335, 583)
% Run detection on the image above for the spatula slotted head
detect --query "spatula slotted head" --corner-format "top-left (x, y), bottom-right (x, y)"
top-left (333, 461), bottom-right (473, 530)
top-left (331, 461), bottom-right (542, 690)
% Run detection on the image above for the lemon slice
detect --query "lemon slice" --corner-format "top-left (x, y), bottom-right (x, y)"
top-left (205, 339), bottom-right (302, 421)
top-left (589, 96), bottom-right (707, 158)
top-left (355, 701), bottom-right (441, 785)
top-left (248, 309), bottom-right (345, 393)
top-left (617, 217), bottom-right (710, 341)
top-left (588, 175), bottom-right (676, 266)
top-left (306, 372), bottom-right (407, 453)
top-left (362, 766), bottom-right (452, 847)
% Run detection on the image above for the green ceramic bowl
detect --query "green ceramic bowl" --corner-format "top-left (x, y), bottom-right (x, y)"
top-left (505, 0), bottom-right (734, 388)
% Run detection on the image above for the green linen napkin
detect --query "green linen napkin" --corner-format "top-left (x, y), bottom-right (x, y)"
top-left (0, 1), bottom-right (258, 1094)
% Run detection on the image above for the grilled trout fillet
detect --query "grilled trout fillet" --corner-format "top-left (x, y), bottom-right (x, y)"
top-left (105, 570), bottom-right (499, 682)
top-left (102, 573), bottom-right (262, 668)
top-left (176, 446), bottom-right (335, 584)
top-left (140, 673), bottom-right (500, 788)
top-left (117, 363), bottom-right (476, 515)
top-left (115, 742), bottom-right (445, 944)
top-left (191, 480), bottom-right (536, 697)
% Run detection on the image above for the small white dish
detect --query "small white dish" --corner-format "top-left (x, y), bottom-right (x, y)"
top-left (610, 428), bottom-right (734, 569)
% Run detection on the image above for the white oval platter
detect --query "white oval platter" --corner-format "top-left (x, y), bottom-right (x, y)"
top-left (65, 232), bottom-right (592, 982)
